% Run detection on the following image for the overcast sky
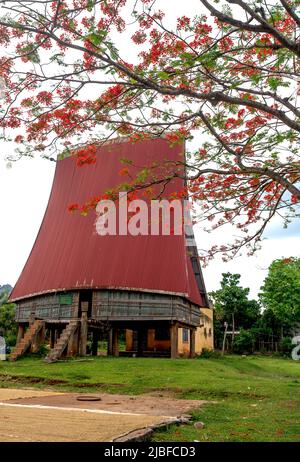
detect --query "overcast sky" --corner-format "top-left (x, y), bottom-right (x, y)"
top-left (0, 150), bottom-right (298, 299)
top-left (0, 0), bottom-right (299, 299)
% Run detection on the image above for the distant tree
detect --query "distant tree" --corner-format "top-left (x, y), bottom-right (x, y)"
top-left (258, 307), bottom-right (283, 338)
top-left (0, 289), bottom-right (17, 346)
top-left (210, 272), bottom-right (260, 348)
top-left (259, 257), bottom-right (300, 329)
top-left (0, 284), bottom-right (12, 305)
top-left (233, 328), bottom-right (255, 354)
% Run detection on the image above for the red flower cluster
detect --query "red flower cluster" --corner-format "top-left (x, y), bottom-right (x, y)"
top-left (36, 91), bottom-right (53, 104)
top-left (68, 203), bottom-right (80, 212)
top-left (119, 167), bottom-right (129, 176)
top-left (76, 145), bottom-right (97, 167)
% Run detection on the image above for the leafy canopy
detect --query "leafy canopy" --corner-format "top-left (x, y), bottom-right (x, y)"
top-left (260, 257), bottom-right (300, 326)
top-left (0, 0), bottom-right (299, 260)
top-left (210, 272), bottom-right (260, 329)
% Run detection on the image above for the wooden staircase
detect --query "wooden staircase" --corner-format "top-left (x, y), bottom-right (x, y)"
top-left (45, 321), bottom-right (79, 363)
top-left (10, 320), bottom-right (45, 361)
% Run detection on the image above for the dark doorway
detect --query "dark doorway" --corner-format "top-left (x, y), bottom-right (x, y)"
top-left (79, 290), bottom-right (93, 318)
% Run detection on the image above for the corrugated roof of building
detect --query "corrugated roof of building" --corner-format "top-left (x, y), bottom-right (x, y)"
top-left (10, 138), bottom-right (205, 306)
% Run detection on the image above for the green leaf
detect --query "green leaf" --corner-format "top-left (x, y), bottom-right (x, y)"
top-left (87, 30), bottom-right (107, 46)
top-left (87, 0), bottom-right (95, 12)
top-left (157, 71), bottom-right (170, 80)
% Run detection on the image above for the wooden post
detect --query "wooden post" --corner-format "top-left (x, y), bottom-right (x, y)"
top-left (79, 302), bottom-right (88, 356)
top-left (50, 327), bottom-right (55, 349)
top-left (107, 328), bottom-right (113, 356)
top-left (222, 322), bottom-right (228, 356)
top-left (190, 328), bottom-right (196, 358)
top-left (170, 322), bottom-right (178, 359)
top-left (112, 328), bottom-right (119, 357)
top-left (29, 312), bottom-right (35, 326)
top-left (16, 324), bottom-right (25, 344)
top-left (54, 327), bottom-right (58, 344)
top-left (67, 325), bottom-right (79, 356)
top-left (31, 322), bottom-right (45, 353)
top-left (137, 327), bottom-right (147, 357)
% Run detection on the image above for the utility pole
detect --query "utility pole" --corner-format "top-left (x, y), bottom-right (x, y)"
top-left (222, 322), bottom-right (228, 356)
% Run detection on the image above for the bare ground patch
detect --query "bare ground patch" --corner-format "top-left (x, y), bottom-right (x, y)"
top-left (0, 388), bottom-right (208, 442)
top-left (4, 391), bottom-right (207, 417)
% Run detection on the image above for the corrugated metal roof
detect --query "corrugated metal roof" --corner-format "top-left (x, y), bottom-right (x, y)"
top-left (10, 138), bottom-right (205, 306)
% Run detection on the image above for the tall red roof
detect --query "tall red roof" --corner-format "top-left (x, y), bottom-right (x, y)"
top-left (10, 138), bottom-right (205, 306)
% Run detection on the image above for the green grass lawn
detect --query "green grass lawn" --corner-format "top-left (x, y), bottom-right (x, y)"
top-left (0, 355), bottom-right (299, 442)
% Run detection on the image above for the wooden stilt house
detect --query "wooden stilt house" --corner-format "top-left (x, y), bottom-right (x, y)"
top-left (9, 138), bottom-right (211, 361)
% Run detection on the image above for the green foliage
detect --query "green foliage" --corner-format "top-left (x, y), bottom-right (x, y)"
top-left (31, 343), bottom-right (50, 357)
top-left (258, 308), bottom-right (282, 338)
top-left (198, 348), bottom-right (221, 359)
top-left (233, 329), bottom-right (254, 354)
top-left (19, 43), bottom-right (40, 63)
top-left (260, 257), bottom-right (300, 327)
top-left (279, 337), bottom-right (294, 357)
top-left (210, 273), bottom-right (261, 349)
top-left (0, 289), bottom-right (17, 346)
top-left (211, 273), bottom-right (260, 327)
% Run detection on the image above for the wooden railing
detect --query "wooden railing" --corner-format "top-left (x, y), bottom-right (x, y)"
top-left (16, 298), bottom-right (201, 326)
top-left (15, 305), bottom-right (76, 322)
top-left (92, 299), bottom-right (200, 325)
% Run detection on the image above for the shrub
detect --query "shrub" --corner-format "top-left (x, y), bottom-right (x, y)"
top-left (233, 329), bottom-right (254, 354)
top-left (198, 348), bottom-right (221, 359)
top-left (279, 337), bottom-right (294, 357)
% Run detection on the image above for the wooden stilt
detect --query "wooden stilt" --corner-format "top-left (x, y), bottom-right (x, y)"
top-left (67, 325), bottom-right (79, 356)
top-left (31, 322), bottom-right (46, 353)
top-left (170, 322), bottom-right (178, 359)
top-left (107, 329), bottom-right (113, 356)
top-left (29, 312), bottom-right (35, 326)
top-left (50, 327), bottom-right (55, 349)
top-left (79, 302), bottom-right (88, 356)
top-left (112, 328), bottom-right (119, 357)
top-left (16, 324), bottom-right (25, 344)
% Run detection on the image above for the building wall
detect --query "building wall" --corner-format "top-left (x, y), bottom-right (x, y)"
top-left (15, 291), bottom-right (79, 322)
top-left (125, 308), bottom-right (214, 356)
top-left (178, 327), bottom-right (191, 355)
top-left (196, 307), bottom-right (214, 353)
top-left (178, 308), bottom-right (214, 356)
top-left (125, 328), bottom-right (171, 352)
top-left (147, 329), bottom-right (170, 351)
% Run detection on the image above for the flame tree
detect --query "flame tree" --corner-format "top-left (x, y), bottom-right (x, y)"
top-left (0, 0), bottom-right (299, 260)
